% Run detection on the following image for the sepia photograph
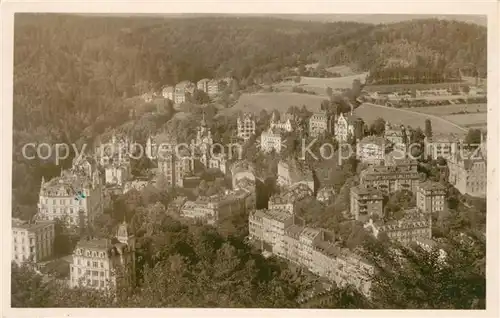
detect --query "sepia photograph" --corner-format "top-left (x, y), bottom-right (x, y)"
top-left (1, 1), bottom-right (498, 316)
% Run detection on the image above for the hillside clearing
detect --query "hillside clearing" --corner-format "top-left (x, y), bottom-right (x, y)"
top-left (354, 103), bottom-right (467, 136)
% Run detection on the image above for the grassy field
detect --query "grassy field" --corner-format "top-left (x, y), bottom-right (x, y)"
top-left (354, 103), bottom-right (467, 136)
top-left (220, 92), bottom-right (326, 116)
top-left (443, 113), bottom-right (487, 130)
top-left (275, 72), bottom-right (368, 95)
top-left (402, 104), bottom-right (487, 116)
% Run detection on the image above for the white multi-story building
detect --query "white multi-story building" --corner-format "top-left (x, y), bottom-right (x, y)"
top-left (12, 219), bottom-right (55, 265)
top-left (260, 127), bottom-right (282, 153)
top-left (104, 163), bottom-right (130, 187)
top-left (357, 136), bottom-right (387, 165)
top-left (309, 111), bottom-right (334, 137)
top-left (69, 221), bottom-right (136, 290)
top-left (270, 112), bottom-right (294, 133)
top-left (37, 166), bottom-right (103, 228)
top-left (174, 81), bottom-right (196, 104)
top-left (237, 113), bottom-right (256, 141)
top-left (416, 181), bottom-right (447, 214)
top-left (249, 210), bottom-right (373, 298)
top-left (334, 113), bottom-right (356, 142)
top-left (162, 86), bottom-right (175, 100)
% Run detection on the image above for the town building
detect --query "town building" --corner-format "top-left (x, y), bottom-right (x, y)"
top-left (157, 147), bottom-right (193, 188)
top-left (277, 158), bottom-right (315, 193)
top-left (334, 112), bottom-right (356, 142)
top-left (37, 167), bottom-right (103, 228)
top-left (316, 186), bottom-right (336, 205)
top-left (350, 186), bottom-right (384, 222)
top-left (270, 112), bottom-right (295, 133)
top-left (359, 162), bottom-right (420, 193)
top-left (12, 219), bottom-right (55, 265)
top-left (180, 190), bottom-right (251, 224)
top-left (417, 181), bottom-right (447, 214)
top-left (197, 78), bottom-right (210, 93)
top-left (207, 79), bottom-right (220, 96)
top-left (447, 151), bottom-right (487, 197)
top-left (230, 160), bottom-right (256, 190)
top-left (123, 180), bottom-right (150, 194)
top-left (357, 136), bottom-right (387, 165)
top-left (69, 221), bottom-right (136, 290)
top-left (269, 183), bottom-right (313, 214)
top-left (364, 209), bottom-right (432, 245)
top-left (161, 86), bottom-right (175, 100)
top-left (309, 111), bottom-right (334, 137)
top-left (104, 163), bottom-right (131, 187)
top-left (174, 80), bottom-right (196, 104)
top-left (384, 122), bottom-right (407, 146)
top-left (96, 133), bottom-right (132, 167)
top-left (237, 113), bottom-right (256, 141)
top-left (423, 134), bottom-right (462, 160)
top-left (248, 209), bottom-right (373, 298)
top-left (260, 127), bottom-right (282, 153)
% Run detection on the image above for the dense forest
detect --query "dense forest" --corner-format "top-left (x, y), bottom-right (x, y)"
top-left (12, 14), bottom-right (486, 219)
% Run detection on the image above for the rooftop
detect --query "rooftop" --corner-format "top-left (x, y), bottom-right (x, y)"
top-left (419, 181), bottom-right (446, 192)
top-left (351, 185), bottom-right (383, 197)
top-left (12, 220), bottom-right (54, 231)
top-left (359, 136), bottom-right (386, 146)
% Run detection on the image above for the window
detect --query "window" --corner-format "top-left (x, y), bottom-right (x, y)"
top-left (78, 268), bottom-right (81, 274)
top-left (87, 261), bottom-right (90, 266)
top-left (93, 261), bottom-right (98, 268)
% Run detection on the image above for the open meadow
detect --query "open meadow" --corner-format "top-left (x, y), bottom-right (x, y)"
top-left (401, 104), bottom-right (487, 116)
top-left (354, 103), bottom-right (468, 136)
top-left (401, 103), bottom-right (487, 130)
top-left (275, 72), bottom-right (368, 95)
top-left (220, 92), bottom-right (326, 116)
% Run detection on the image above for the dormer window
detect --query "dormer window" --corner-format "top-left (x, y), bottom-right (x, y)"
top-left (86, 250), bottom-right (90, 257)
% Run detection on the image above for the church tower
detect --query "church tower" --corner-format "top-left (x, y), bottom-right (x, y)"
top-left (116, 220), bottom-right (136, 252)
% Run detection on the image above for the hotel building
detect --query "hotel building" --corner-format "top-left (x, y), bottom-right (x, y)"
top-left (269, 183), bottom-right (313, 214)
top-left (447, 151), bottom-right (487, 197)
top-left (37, 166), bottom-right (103, 228)
top-left (260, 127), bottom-right (283, 153)
top-left (69, 221), bottom-right (136, 290)
top-left (334, 113), bottom-right (356, 142)
top-left (12, 219), bottom-right (55, 265)
top-left (237, 113), bottom-right (256, 141)
top-left (364, 208), bottom-right (432, 245)
top-left (350, 186), bottom-right (384, 222)
top-left (248, 209), bottom-right (373, 298)
top-left (416, 181), bottom-right (447, 214)
top-left (309, 111), bottom-right (334, 137)
top-left (357, 136), bottom-right (387, 165)
top-left (359, 163), bottom-right (420, 194)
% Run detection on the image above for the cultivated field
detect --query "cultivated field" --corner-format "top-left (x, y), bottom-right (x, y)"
top-left (402, 104), bottom-right (487, 116)
top-left (221, 92), bottom-right (326, 115)
top-left (354, 103), bottom-right (467, 136)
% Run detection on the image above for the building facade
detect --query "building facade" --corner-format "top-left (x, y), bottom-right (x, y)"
top-left (357, 136), bottom-right (387, 165)
top-left (248, 210), bottom-right (373, 298)
top-left (237, 113), bottom-right (256, 141)
top-left (37, 169), bottom-right (103, 228)
top-left (162, 86), bottom-right (175, 100)
top-left (12, 220), bottom-right (55, 265)
top-left (309, 111), bottom-right (334, 137)
top-left (447, 151), bottom-right (487, 197)
top-left (417, 181), bottom-right (447, 214)
top-left (269, 183), bottom-right (313, 214)
top-left (360, 163), bottom-right (420, 194)
top-left (364, 209), bottom-right (432, 245)
top-left (334, 113), bottom-right (355, 142)
top-left (260, 128), bottom-right (282, 153)
top-left (270, 112), bottom-right (295, 133)
top-left (174, 81), bottom-right (196, 104)
top-left (350, 186), bottom-right (384, 222)
top-left (69, 222), bottom-right (136, 290)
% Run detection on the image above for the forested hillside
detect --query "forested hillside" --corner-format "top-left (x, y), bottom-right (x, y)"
top-left (12, 14), bottom-right (486, 219)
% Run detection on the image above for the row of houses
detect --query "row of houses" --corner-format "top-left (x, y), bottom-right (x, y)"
top-left (248, 209), bottom-right (373, 298)
top-left (161, 78), bottom-right (230, 104)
